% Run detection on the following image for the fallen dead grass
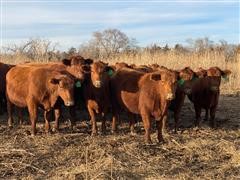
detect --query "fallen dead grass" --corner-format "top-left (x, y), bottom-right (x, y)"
top-left (0, 95), bottom-right (239, 179)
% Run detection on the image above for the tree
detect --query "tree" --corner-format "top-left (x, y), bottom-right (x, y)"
top-left (79, 28), bottom-right (137, 59)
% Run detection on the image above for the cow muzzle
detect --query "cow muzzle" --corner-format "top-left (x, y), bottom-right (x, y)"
top-left (93, 80), bottom-right (102, 88)
top-left (65, 101), bottom-right (75, 106)
top-left (210, 86), bottom-right (219, 92)
top-left (166, 93), bottom-right (175, 100)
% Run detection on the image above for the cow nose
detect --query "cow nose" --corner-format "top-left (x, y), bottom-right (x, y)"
top-left (210, 86), bottom-right (219, 92)
top-left (166, 93), bottom-right (175, 100)
top-left (65, 101), bottom-right (75, 106)
top-left (94, 80), bottom-right (102, 88)
top-left (184, 88), bottom-right (192, 95)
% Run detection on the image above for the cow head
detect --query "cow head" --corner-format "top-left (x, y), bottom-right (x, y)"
top-left (115, 62), bottom-right (131, 70)
top-left (62, 56), bottom-right (93, 81)
top-left (90, 61), bottom-right (115, 88)
top-left (151, 70), bottom-right (178, 101)
top-left (177, 67), bottom-right (198, 95)
top-left (205, 67), bottom-right (231, 92)
top-left (195, 67), bottom-right (208, 78)
top-left (207, 67), bottom-right (231, 80)
top-left (49, 75), bottom-right (75, 106)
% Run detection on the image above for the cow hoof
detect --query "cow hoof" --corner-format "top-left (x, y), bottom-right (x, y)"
top-left (91, 132), bottom-right (98, 136)
top-left (111, 130), bottom-right (117, 135)
top-left (8, 125), bottom-right (13, 129)
top-left (130, 131), bottom-right (137, 136)
top-left (145, 140), bottom-right (153, 145)
top-left (158, 138), bottom-right (166, 144)
top-left (52, 127), bottom-right (60, 133)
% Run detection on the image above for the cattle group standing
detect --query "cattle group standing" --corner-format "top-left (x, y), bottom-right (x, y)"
top-left (0, 56), bottom-right (231, 143)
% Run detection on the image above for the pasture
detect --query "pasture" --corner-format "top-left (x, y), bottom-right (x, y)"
top-left (0, 95), bottom-right (239, 179)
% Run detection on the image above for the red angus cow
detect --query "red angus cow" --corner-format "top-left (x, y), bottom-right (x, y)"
top-left (82, 61), bottom-right (114, 135)
top-left (188, 67), bottom-right (231, 128)
top-left (6, 65), bottom-right (75, 135)
top-left (110, 68), bottom-right (178, 143)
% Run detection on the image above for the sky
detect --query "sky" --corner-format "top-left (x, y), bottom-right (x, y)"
top-left (1, 0), bottom-right (239, 51)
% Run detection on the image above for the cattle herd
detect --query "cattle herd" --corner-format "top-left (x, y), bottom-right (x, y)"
top-left (0, 56), bottom-right (231, 144)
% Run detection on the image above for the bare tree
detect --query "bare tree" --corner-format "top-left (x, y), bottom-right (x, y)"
top-left (4, 38), bottom-right (59, 62)
top-left (79, 28), bottom-right (137, 59)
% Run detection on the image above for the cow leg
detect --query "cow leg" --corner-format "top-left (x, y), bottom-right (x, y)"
top-left (204, 108), bottom-right (209, 121)
top-left (44, 110), bottom-right (52, 133)
top-left (7, 98), bottom-right (13, 128)
top-left (194, 104), bottom-right (201, 127)
top-left (173, 110), bottom-right (180, 133)
top-left (101, 113), bottom-right (107, 135)
top-left (156, 119), bottom-right (165, 143)
top-left (141, 114), bottom-right (152, 144)
top-left (53, 108), bottom-right (61, 132)
top-left (17, 108), bottom-right (24, 126)
top-left (88, 107), bottom-right (97, 136)
top-left (129, 113), bottom-right (137, 135)
top-left (69, 106), bottom-right (76, 130)
top-left (27, 102), bottom-right (38, 135)
top-left (210, 106), bottom-right (217, 128)
top-left (111, 112), bottom-right (118, 134)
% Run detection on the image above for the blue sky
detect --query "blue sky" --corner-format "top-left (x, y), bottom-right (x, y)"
top-left (1, 0), bottom-right (239, 51)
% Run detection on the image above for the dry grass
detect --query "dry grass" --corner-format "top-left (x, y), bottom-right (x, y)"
top-left (0, 95), bottom-right (239, 179)
top-left (1, 49), bottom-right (240, 94)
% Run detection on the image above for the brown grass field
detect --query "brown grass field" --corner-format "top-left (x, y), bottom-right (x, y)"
top-left (0, 50), bottom-right (240, 179)
top-left (0, 95), bottom-right (239, 179)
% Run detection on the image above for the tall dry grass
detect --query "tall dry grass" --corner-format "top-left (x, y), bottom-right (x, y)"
top-left (107, 50), bottom-right (240, 94)
top-left (1, 48), bottom-right (239, 94)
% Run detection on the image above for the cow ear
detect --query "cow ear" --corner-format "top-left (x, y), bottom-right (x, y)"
top-left (150, 73), bottom-right (161, 81)
top-left (222, 69), bottom-right (231, 77)
top-left (50, 78), bottom-right (60, 84)
top-left (62, 59), bottom-right (71, 66)
top-left (221, 69), bottom-right (231, 81)
top-left (84, 58), bottom-right (94, 65)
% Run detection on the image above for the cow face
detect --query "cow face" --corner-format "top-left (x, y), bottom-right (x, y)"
top-left (50, 75), bottom-right (75, 106)
top-left (177, 67), bottom-right (196, 95)
top-left (206, 67), bottom-right (231, 92)
top-left (151, 71), bottom-right (178, 101)
top-left (62, 56), bottom-right (92, 81)
top-left (90, 61), bottom-right (114, 88)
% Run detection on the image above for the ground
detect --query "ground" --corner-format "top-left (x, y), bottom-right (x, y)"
top-left (0, 95), bottom-right (239, 179)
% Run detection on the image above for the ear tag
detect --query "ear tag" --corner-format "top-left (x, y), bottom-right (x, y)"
top-left (75, 81), bottom-right (81, 88)
top-left (222, 75), bottom-right (229, 82)
top-left (192, 76), bottom-right (198, 81)
top-left (108, 69), bottom-right (114, 76)
top-left (178, 79), bottom-right (185, 86)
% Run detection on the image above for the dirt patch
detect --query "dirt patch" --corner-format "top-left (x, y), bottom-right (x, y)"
top-left (0, 95), bottom-right (239, 179)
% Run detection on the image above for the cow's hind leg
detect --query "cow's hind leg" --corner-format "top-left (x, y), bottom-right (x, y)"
top-left (7, 98), bottom-right (14, 128)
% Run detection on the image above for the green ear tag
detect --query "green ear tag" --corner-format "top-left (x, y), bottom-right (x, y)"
top-left (222, 75), bottom-right (229, 82)
top-left (192, 76), bottom-right (198, 81)
top-left (108, 69), bottom-right (114, 76)
top-left (75, 81), bottom-right (81, 88)
top-left (178, 79), bottom-right (185, 86)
